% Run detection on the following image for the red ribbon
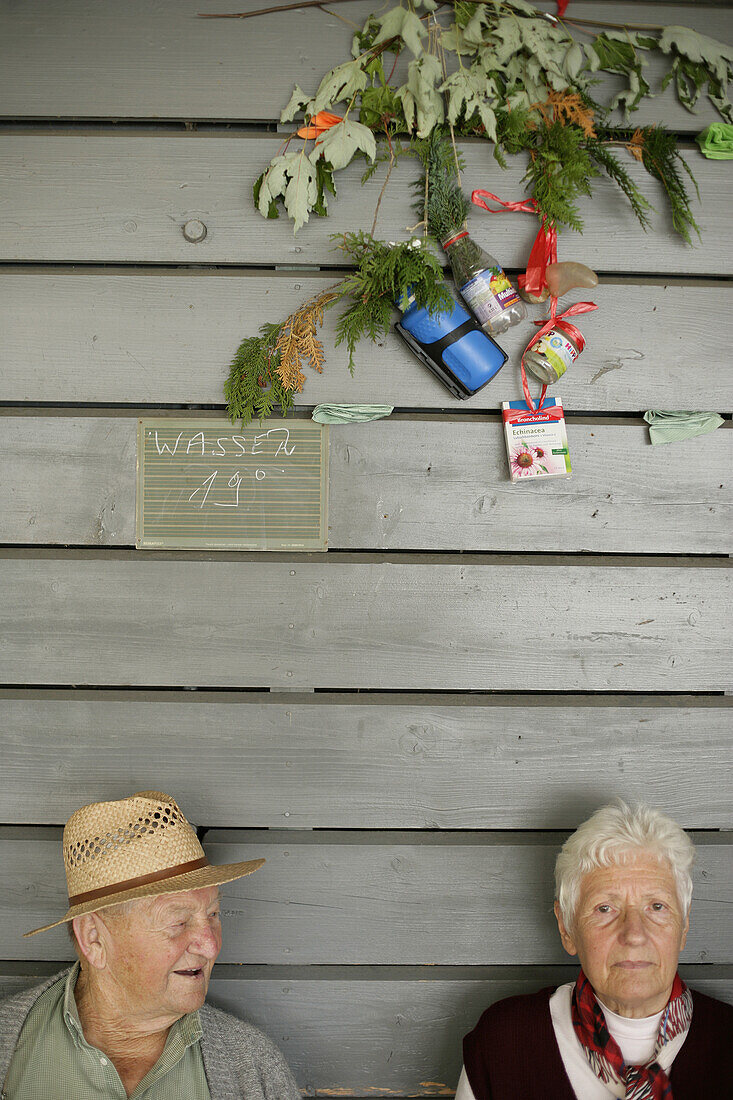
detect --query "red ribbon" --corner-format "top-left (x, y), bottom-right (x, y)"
top-left (557, 0), bottom-right (569, 17)
top-left (471, 189), bottom-right (557, 300)
top-left (471, 190), bottom-right (537, 216)
top-left (521, 300), bottom-right (598, 411)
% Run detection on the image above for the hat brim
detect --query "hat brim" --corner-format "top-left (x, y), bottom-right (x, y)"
top-left (24, 858), bottom-right (265, 937)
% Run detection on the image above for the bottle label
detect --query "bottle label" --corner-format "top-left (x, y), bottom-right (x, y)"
top-left (534, 329), bottom-right (579, 379)
top-left (461, 268), bottom-right (521, 324)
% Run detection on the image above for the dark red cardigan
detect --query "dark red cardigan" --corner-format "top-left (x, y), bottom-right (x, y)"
top-left (463, 987), bottom-right (733, 1099)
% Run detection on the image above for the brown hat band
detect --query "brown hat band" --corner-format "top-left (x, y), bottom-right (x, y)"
top-left (68, 856), bottom-right (211, 906)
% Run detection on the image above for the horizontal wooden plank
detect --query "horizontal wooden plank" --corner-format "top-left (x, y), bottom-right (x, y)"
top-left (210, 970), bottom-right (733, 1095)
top-left (0, 968), bottom-right (730, 1096)
top-left (0, 557), bottom-right (729, 690)
top-left (3, 829), bottom-right (731, 963)
top-left (0, 418), bottom-right (136, 546)
top-left (329, 421), bottom-right (732, 552)
top-left (0, 0), bottom-right (728, 131)
top-left (1, 416), bottom-right (730, 552)
top-left (206, 833), bottom-right (732, 964)
top-left (0, 135), bottom-right (728, 273)
top-left (2, 274), bottom-right (732, 412)
top-left (1, 694), bottom-right (731, 828)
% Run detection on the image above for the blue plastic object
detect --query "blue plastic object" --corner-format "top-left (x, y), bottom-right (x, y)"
top-left (396, 293), bottom-right (507, 399)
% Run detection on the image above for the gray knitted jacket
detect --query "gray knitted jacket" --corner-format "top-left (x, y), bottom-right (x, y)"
top-left (0, 970), bottom-right (300, 1100)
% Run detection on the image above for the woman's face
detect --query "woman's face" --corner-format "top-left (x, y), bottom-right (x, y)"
top-left (554, 853), bottom-right (689, 1018)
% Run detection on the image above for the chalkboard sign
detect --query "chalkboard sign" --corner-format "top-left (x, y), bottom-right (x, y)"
top-left (136, 418), bottom-right (328, 550)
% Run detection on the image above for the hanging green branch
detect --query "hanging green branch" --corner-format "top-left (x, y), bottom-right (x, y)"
top-left (251, 0), bottom-right (729, 238)
top-left (224, 324), bottom-right (294, 425)
top-left (332, 233), bottom-right (452, 370)
top-left (625, 124), bottom-right (701, 244)
top-left (412, 129), bottom-right (468, 239)
top-left (225, 288), bottom-right (338, 424)
top-left (224, 0), bottom-right (727, 420)
top-left (584, 138), bottom-right (653, 233)
top-left (224, 236), bottom-right (451, 423)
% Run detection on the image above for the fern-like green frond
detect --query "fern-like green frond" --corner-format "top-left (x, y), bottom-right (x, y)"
top-left (330, 232), bottom-right (453, 371)
top-left (411, 130), bottom-right (469, 241)
top-left (225, 323), bottom-right (295, 426)
top-left (637, 125), bottom-right (700, 244)
top-left (523, 120), bottom-right (598, 232)
top-left (586, 137), bottom-right (653, 231)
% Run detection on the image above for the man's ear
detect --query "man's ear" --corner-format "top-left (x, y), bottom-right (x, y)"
top-left (72, 913), bottom-right (109, 970)
top-left (554, 901), bottom-right (578, 957)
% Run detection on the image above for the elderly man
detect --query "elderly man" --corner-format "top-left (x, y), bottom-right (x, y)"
top-left (0, 791), bottom-right (300, 1099)
top-left (456, 800), bottom-right (732, 1098)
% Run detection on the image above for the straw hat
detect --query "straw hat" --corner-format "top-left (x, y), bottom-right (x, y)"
top-left (25, 791), bottom-right (264, 936)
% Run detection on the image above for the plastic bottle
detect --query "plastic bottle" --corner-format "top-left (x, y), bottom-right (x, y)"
top-left (395, 289), bottom-right (507, 400)
top-left (441, 228), bottom-right (526, 335)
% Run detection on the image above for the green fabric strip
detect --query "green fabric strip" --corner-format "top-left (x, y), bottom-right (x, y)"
top-left (643, 410), bottom-right (725, 445)
top-left (312, 404), bottom-right (393, 424)
top-left (696, 124), bottom-right (733, 159)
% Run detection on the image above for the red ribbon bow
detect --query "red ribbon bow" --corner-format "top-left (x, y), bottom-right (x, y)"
top-left (521, 300), bottom-right (598, 411)
top-left (471, 190), bottom-right (557, 301)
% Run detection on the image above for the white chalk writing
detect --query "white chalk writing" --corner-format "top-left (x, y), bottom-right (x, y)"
top-left (149, 428), bottom-right (294, 459)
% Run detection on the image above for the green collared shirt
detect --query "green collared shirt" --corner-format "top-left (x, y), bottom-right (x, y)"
top-left (3, 965), bottom-right (211, 1099)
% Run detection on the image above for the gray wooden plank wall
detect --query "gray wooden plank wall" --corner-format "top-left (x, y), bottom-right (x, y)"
top-left (3, 136), bottom-right (732, 272)
top-left (0, 0), bottom-right (732, 1096)
top-left (1, 0), bottom-right (730, 127)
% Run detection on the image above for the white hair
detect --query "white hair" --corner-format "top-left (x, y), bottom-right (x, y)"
top-left (555, 800), bottom-right (695, 928)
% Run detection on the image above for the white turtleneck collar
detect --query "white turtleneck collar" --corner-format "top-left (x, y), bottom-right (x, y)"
top-left (597, 999), bottom-right (664, 1065)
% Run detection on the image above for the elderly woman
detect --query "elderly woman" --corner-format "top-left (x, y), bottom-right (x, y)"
top-left (456, 801), bottom-right (732, 1099)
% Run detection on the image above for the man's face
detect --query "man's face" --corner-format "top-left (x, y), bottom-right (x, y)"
top-left (99, 886), bottom-right (222, 1026)
top-left (555, 854), bottom-right (688, 1018)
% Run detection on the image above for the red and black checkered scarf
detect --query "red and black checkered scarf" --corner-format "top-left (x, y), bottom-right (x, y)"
top-left (571, 969), bottom-right (693, 1099)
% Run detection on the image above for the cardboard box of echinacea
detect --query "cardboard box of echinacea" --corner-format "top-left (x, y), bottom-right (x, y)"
top-left (502, 398), bottom-right (572, 482)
